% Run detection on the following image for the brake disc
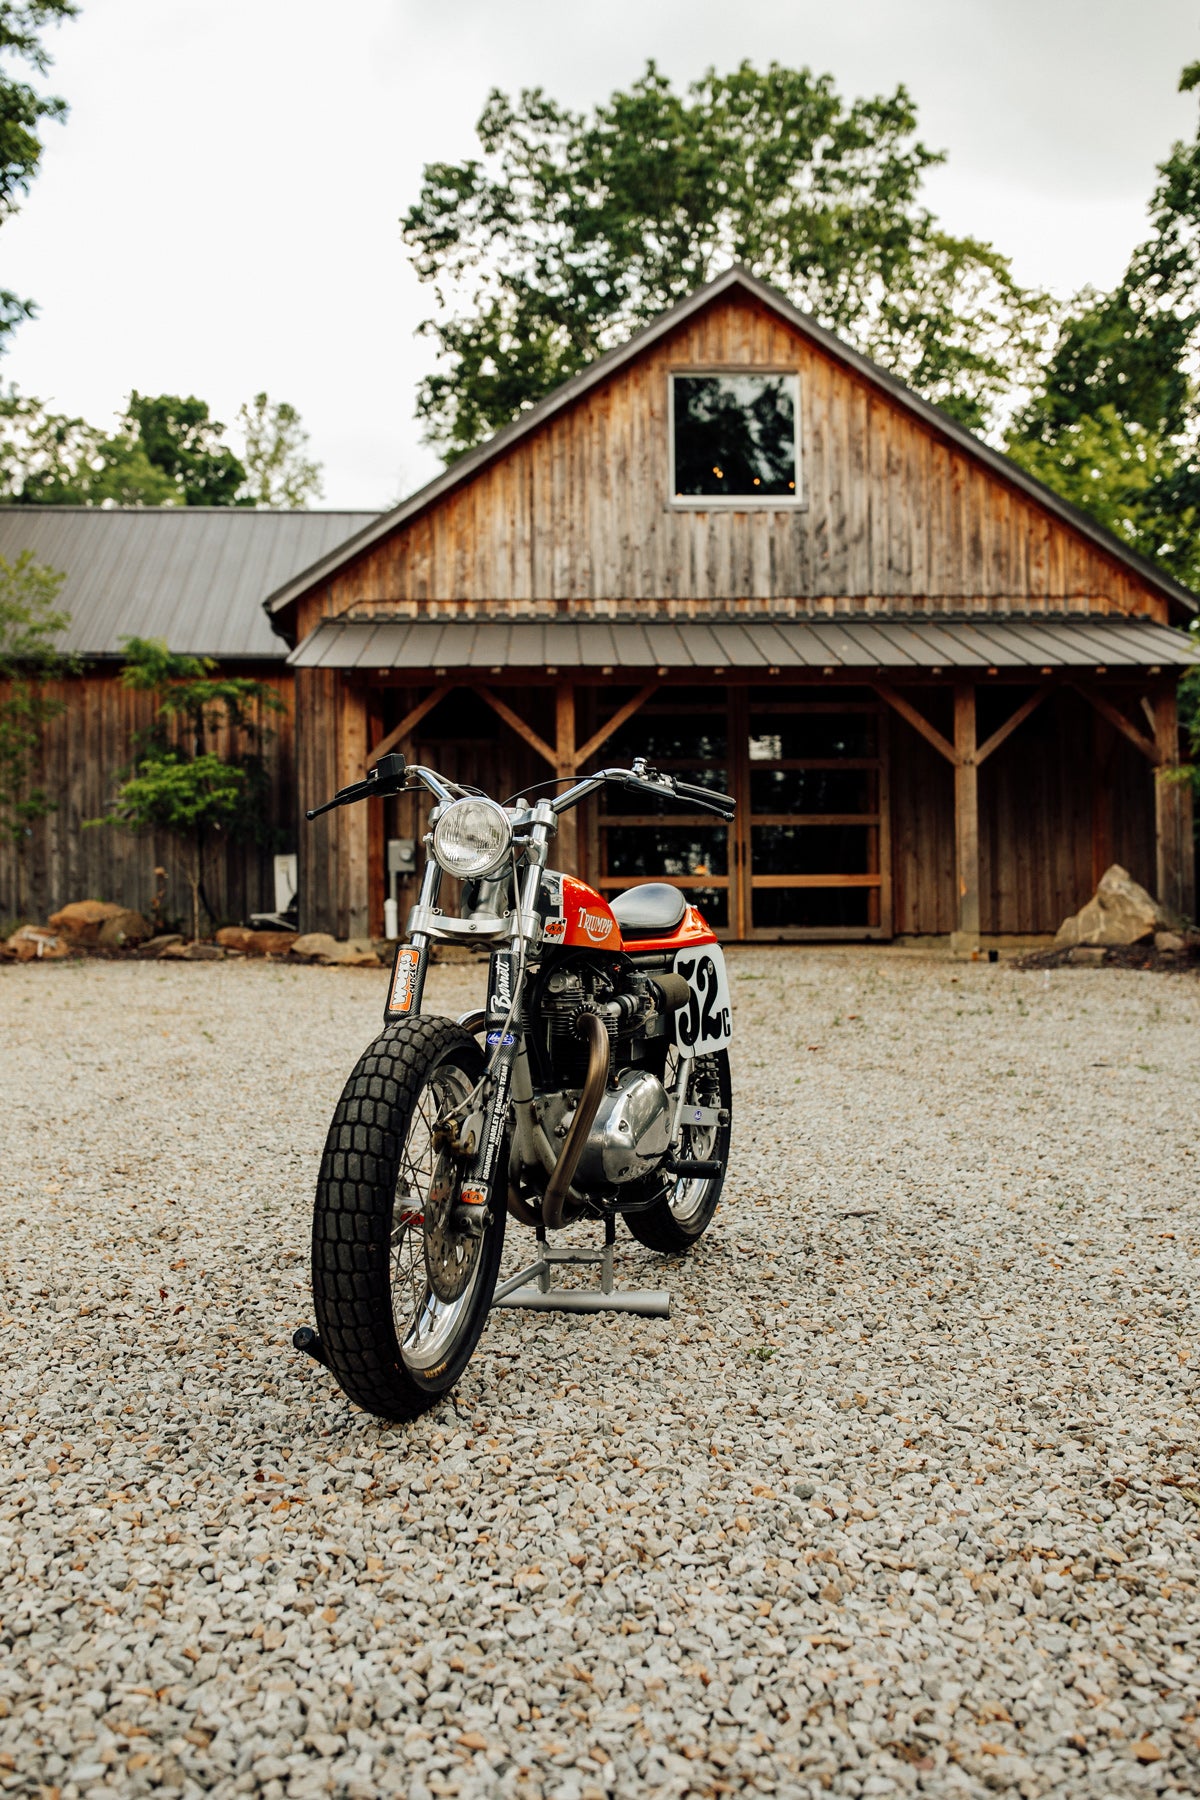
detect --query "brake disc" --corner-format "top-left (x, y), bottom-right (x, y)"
top-left (422, 1152), bottom-right (482, 1303)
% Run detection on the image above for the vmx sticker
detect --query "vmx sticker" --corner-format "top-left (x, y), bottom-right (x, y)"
top-left (488, 950), bottom-right (515, 1022)
top-left (386, 945), bottom-right (422, 1019)
top-left (673, 946), bottom-right (733, 1054)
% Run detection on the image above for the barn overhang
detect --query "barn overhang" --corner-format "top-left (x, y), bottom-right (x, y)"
top-left (287, 614), bottom-right (1199, 675)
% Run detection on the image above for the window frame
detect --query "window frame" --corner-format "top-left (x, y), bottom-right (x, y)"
top-left (667, 366), bottom-right (805, 510)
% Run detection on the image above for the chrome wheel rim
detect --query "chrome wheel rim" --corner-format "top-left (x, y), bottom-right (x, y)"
top-left (666, 1050), bottom-right (723, 1226)
top-left (390, 1059), bottom-right (485, 1372)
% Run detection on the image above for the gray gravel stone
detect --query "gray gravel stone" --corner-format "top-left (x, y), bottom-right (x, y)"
top-left (1, 951), bottom-right (1199, 1797)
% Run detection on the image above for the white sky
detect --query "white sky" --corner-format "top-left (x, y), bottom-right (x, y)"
top-left (2, 0), bottom-right (1198, 508)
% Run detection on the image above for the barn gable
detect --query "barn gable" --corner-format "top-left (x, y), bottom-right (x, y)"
top-left (266, 266), bottom-right (1195, 638)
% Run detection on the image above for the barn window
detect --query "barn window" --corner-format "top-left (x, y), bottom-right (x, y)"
top-left (671, 372), bottom-right (800, 503)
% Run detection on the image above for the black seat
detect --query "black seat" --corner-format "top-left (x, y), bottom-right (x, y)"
top-left (610, 882), bottom-right (687, 937)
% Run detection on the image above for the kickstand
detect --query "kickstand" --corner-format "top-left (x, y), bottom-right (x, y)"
top-left (492, 1212), bottom-right (669, 1317)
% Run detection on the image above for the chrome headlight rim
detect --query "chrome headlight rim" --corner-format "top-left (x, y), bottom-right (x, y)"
top-left (430, 796), bottom-right (513, 879)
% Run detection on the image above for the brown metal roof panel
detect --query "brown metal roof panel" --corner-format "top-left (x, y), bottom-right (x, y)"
top-left (360, 621), bottom-right (412, 666)
top-left (575, 622), bottom-right (620, 665)
top-left (610, 624), bottom-right (658, 666)
top-left (798, 622), bottom-right (876, 666)
top-left (642, 622), bottom-right (694, 667)
top-left (999, 619), bottom-right (1105, 667)
top-left (468, 621), bottom-right (516, 666)
top-left (746, 620), bottom-right (813, 666)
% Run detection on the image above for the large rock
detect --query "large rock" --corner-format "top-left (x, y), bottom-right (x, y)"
top-left (215, 926), bottom-right (297, 957)
top-left (1054, 864), bottom-right (1171, 949)
top-left (97, 909), bottom-right (151, 948)
top-left (7, 924), bottom-right (71, 961)
top-left (289, 932), bottom-right (381, 967)
top-left (48, 899), bottom-right (127, 943)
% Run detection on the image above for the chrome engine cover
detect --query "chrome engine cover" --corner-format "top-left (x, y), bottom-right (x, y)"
top-left (575, 1068), bottom-right (672, 1188)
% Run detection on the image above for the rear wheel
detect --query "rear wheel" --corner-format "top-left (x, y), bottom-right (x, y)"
top-left (625, 1048), bottom-right (731, 1254)
top-left (311, 1017), bottom-right (505, 1421)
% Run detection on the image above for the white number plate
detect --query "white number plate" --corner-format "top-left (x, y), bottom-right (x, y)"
top-left (672, 946), bottom-right (733, 1053)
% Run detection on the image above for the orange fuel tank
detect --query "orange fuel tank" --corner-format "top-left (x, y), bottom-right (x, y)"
top-left (550, 874), bottom-right (623, 951)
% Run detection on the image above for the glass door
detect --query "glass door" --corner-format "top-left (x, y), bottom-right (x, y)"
top-left (588, 689), bottom-right (734, 934)
top-left (740, 690), bottom-right (889, 939)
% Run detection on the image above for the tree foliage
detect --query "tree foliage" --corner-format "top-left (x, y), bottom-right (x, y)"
top-left (237, 391), bottom-right (323, 507)
top-left (403, 60), bottom-right (1050, 457)
top-left (0, 1), bottom-right (77, 356)
top-left (1011, 64), bottom-right (1200, 594)
top-left (0, 546), bottom-right (70, 845)
top-left (0, 387), bottom-right (326, 507)
top-left (92, 637), bottom-right (285, 939)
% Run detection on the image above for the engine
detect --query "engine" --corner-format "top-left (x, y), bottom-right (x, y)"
top-left (533, 955), bottom-right (675, 1193)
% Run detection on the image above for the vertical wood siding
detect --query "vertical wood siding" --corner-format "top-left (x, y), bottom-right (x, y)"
top-left (301, 292), bottom-right (1169, 623)
top-left (0, 669), bottom-right (294, 931)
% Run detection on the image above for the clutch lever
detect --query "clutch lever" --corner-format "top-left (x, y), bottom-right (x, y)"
top-left (306, 752), bottom-right (409, 821)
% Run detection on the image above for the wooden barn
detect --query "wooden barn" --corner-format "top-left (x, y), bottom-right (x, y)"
top-left (265, 267), bottom-right (1198, 948)
top-left (0, 506), bottom-right (374, 927)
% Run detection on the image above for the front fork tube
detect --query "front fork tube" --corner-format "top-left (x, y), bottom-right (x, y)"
top-left (383, 860), bottom-right (442, 1025)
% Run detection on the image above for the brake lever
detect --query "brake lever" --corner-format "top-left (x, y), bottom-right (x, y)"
top-left (306, 752), bottom-right (408, 821)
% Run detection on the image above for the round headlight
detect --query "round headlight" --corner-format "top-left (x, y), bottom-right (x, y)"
top-left (431, 797), bottom-right (512, 879)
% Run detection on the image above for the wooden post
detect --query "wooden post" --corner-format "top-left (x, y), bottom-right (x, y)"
top-left (1152, 685), bottom-right (1195, 921)
top-left (952, 683), bottom-right (980, 952)
top-left (338, 678), bottom-right (370, 942)
top-left (555, 681), bottom-right (578, 875)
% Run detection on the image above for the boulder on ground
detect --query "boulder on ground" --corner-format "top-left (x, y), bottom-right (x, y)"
top-left (215, 926), bottom-right (297, 956)
top-left (140, 934), bottom-right (183, 956)
top-left (48, 899), bottom-right (126, 943)
top-left (290, 932), bottom-right (381, 967)
top-left (160, 941), bottom-right (224, 961)
top-left (97, 909), bottom-right (151, 948)
top-left (1154, 929), bottom-right (1186, 953)
top-left (1054, 865), bottom-right (1171, 949)
top-left (7, 924), bottom-right (71, 961)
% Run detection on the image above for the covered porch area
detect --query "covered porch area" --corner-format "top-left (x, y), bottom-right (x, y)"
top-left (289, 614), bottom-right (1196, 945)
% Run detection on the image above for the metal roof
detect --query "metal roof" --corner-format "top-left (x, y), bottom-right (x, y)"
top-left (264, 265), bottom-right (1198, 625)
top-left (0, 506), bottom-right (378, 659)
top-left (288, 614), bottom-right (1200, 673)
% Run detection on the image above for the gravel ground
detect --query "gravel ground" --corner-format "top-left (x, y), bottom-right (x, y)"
top-left (2, 950), bottom-right (1199, 1800)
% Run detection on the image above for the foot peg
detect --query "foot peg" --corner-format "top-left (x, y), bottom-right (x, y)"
top-left (665, 1157), bottom-right (723, 1178)
top-left (293, 1325), bottom-right (327, 1365)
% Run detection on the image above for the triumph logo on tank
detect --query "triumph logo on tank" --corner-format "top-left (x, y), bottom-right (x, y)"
top-left (576, 905), bottom-right (613, 944)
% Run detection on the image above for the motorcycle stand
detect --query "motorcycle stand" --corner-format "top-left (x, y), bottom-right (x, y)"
top-left (492, 1213), bottom-right (670, 1318)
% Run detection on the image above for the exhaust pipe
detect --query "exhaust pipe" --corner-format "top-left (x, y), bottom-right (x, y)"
top-left (542, 1011), bottom-right (610, 1230)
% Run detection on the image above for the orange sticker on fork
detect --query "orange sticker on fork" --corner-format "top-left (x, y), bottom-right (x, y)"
top-left (388, 946), bottom-right (420, 1014)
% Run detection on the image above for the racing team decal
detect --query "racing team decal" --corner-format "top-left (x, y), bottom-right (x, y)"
top-left (672, 945), bottom-right (733, 1054)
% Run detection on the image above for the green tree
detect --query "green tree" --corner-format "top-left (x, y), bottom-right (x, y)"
top-left (403, 60), bottom-right (1050, 458)
top-left (1012, 63), bottom-right (1200, 594)
top-left (237, 391), bottom-right (323, 507)
top-left (0, 547), bottom-right (71, 851)
top-left (0, 2), bottom-right (77, 356)
top-left (92, 637), bottom-right (285, 940)
top-left (123, 391), bottom-right (248, 507)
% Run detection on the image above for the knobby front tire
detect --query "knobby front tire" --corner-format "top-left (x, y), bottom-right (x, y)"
top-left (311, 1017), bottom-right (506, 1422)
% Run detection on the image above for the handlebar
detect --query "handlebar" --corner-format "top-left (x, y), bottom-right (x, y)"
top-left (306, 754), bottom-right (736, 825)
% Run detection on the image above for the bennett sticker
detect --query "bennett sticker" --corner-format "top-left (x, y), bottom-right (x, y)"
top-left (672, 945), bottom-right (733, 1054)
top-left (388, 946), bottom-right (420, 1015)
top-left (488, 950), bottom-right (514, 1020)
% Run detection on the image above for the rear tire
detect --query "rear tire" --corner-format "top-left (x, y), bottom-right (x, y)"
top-left (625, 1048), bottom-right (732, 1254)
top-left (311, 1017), bottom-right (505, 1421)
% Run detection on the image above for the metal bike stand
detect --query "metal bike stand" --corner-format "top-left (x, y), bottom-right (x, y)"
top-left (492, 1213), bottom-right (670, 1318)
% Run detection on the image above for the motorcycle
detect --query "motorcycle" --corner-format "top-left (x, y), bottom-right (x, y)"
top-left (294, 750), bottom-right (735, 1422)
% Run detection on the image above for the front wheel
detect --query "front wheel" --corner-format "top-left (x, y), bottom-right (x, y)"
top-left (311, 1017), bottom-right (505, 1421)
top-left (625, 1048), bottom-right (732, 1254)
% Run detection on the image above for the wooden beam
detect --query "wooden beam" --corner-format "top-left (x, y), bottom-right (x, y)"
top-left (367, 682), bottom-right (454, 765)
top-left (476, 686), bottom-right (557, 769)
top-left (953, 683), bottom-right (980, 949)
top-left (974, 687), bottom-right (1049, 766)
top-left (1151, 687), bottom-right (1194, 918)
top-left (574, 682), bottom-right (659, 768)
top-left (873, 681), bottom-right (956, 765)
top-left (555, 681), bottom-right (578, 875)
top-left (1069, 683), bottom-right (1158, 763)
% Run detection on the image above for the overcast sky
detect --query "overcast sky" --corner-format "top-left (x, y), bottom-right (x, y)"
top-left (2, 0), bottom-right (1198, 509)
